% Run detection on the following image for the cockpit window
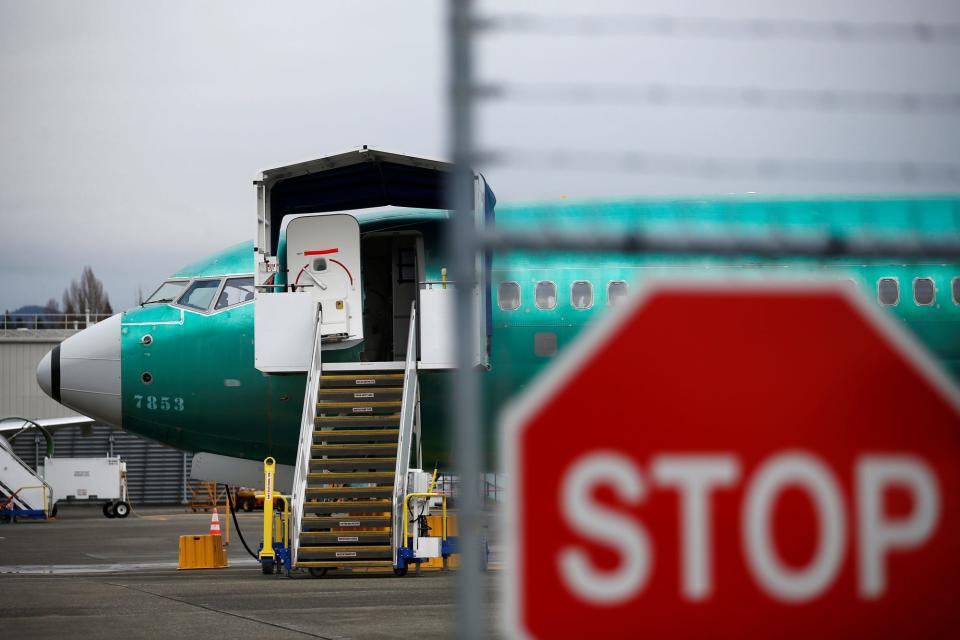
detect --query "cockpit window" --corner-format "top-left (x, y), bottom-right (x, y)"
top-left (145, 280), bottom-right (188, 304)
top-left (215, 277), bottom-right (255, 310)
top-left (177, 279), bottom-right (222, 311)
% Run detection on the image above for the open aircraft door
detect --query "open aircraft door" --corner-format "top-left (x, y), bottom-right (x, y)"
top-left (254, 213), bottom-right (363, 373)
top-left (474, 173), bottom-right (493, 369)
top-left (251, 146), bottom-right (494, 372)
top-left (284, 214), bottom-right (362, 344)
top-left (418, 173), bottom-right (493, 370)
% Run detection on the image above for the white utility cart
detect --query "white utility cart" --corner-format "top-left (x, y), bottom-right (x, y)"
top-left (42, 456), bottom-right (131, 518)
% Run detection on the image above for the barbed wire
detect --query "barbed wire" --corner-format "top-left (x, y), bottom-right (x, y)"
top-left (477, 83), bottom-right (960, 115)
top-left (477, 13), bottom-right (960, 45)
top-left (480, 227), bottom-right (960, 259)
top-left (480, 149), bottom-right (960, 185)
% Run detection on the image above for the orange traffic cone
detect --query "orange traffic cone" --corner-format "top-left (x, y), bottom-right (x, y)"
top-left (209, 507), bottom-right (222, 536)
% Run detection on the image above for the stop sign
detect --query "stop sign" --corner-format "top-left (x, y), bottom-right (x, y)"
top-left (502, 281), bottom-right (960, 639)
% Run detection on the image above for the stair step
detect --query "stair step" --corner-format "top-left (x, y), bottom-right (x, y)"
top-left (305, 486), bottom-right (393, 499)
top-left (297, 560), bottom-right (394, 569)
top-left (294, 368), bottom-right (412, 572)
top-left (307, 471), bottom-right (395, 484)
top-left (303, 499), bottom-right (392, 515)
top-left (309, 457), bottom-right (396, 472)
top-left (312, 443), bottom-right (396, 456)
top-left (320, 374), bottom-right (404, 388)
top-left (317, 401), bottom-right (401, 415)
top-left (315, 415), bottom-right (400, 429)
top-left (319, 388), bottom-right (402, 403)
top-left (298, 545), bottom-right (393, 560)
top-left (313, 429), bottom-right (399, 443)
top-left (300, 531), bottom-right (392, 544)
top-left (302, 515), bottom-right (392, 529)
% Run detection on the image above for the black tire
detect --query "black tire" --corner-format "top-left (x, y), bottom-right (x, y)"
top-left (393, 566), bottom-right (409, 577)
top-left (261, 559), bottom-right (275, 575)
top-left (308, 568), bottom-right (328, 578)
top-left (114, 501), bottom-right (130, 518)
top-left (242, 499), bottom-right (253, 512)
top-left (103, 502), bottom-right (116, 518)
top-left (50, 504), bottom-right (58, 518)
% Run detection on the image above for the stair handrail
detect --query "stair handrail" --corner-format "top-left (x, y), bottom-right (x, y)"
top-left (392, 302), bottom-right (419, 565)
top-left (0, 436), bottom-right (52, 514)
top-left (290, 307), bottom-right (324, 566)
top-left (0, 484), bottom-right (50, 514)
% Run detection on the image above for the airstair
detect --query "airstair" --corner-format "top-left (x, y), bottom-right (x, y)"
top-left (0, 433), bottom-right (51, 520)
top-left (252, 149), bottom-right (492, 575)
top-left (289, 304), bottom-right (424, 575)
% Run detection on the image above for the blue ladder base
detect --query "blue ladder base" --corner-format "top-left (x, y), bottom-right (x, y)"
top-left (0, 508), bottom-right (47, 521)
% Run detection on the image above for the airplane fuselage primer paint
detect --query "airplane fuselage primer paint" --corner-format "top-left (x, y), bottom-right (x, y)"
top-left (119, 197), bottom-right (960, 466)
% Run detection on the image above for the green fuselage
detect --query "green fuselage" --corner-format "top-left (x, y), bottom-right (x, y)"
top-left (119, 196), bottom-right (960, 466)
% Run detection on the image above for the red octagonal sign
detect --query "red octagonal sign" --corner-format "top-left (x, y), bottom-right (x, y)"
top-left (502, 281), bottom-right (960, 639)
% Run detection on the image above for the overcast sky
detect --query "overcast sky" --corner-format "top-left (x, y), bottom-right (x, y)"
top-left (2, 0), bottom-right (958, 312)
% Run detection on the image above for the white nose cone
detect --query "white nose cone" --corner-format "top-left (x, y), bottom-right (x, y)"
top-left (37, 351), bottom-right (52, 397)
top-left (47, 314), bottom-right (123, 426)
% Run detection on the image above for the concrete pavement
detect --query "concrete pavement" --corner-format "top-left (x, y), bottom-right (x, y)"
top-left (0, 505), bottom-right (501, 639)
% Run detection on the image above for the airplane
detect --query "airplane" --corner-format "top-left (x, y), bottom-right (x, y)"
top-left (24, 148), bottom-right (960, 492)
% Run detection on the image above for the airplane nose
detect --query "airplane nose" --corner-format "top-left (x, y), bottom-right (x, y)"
top-left (37, 314), bottom-right (122, 427)
top-left (36, 350), bottom-right (53, 398)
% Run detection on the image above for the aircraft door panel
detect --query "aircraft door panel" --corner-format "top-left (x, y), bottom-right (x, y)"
top-left (284, 214), bottom-right (363, 345)
top-left (474, 174), bottom-right (492, 368)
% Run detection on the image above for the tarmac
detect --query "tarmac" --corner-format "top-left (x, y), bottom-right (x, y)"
top-left (0, 505), bottom-right (501, 639)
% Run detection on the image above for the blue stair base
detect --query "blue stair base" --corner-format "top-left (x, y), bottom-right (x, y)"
top-left (396, 535), bottom-right (460, 570)
top-left (0, 508), bottom-right (47, 521)
top-left (258, 541), bottom-right (292, 575)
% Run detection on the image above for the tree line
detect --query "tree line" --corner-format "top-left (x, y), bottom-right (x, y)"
top-left (3, 266), bottom-right (113, 329)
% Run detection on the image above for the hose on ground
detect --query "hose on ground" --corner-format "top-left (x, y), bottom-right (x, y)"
top-left (224, 485), bottom-right (260, 561)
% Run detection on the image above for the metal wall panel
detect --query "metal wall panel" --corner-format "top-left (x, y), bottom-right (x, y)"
top-left (10, 424), bottom-right (198, 505)
top-left (0, 338), bottom-right (76, 420)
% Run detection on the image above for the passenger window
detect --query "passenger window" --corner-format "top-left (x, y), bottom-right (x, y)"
top-left (953, 277), bottom-right (960, 305)
top-left (571, 281), bottom-right (593, 309)
top-left (145, 280), bottom-right (188, 304)
top-left (914, 278), bottom-right (936, 306)
top-left (877, 278), bottom-right (899, 306)
top-left (215, 277), bottom-right (255, 310)
top-left (535, 281), bottom-right (557, 310)
top-left (177, 279), bottom-right (222, 311)
top-left (498, 282), bottom-right (521, 311)
top-left (534, 332), bottom-right (557, 357)
top-left (608, 281), bottom-right (628, 306)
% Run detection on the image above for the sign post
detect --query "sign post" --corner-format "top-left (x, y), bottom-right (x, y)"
top-left (503, 281), bottom-right (960, 638)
